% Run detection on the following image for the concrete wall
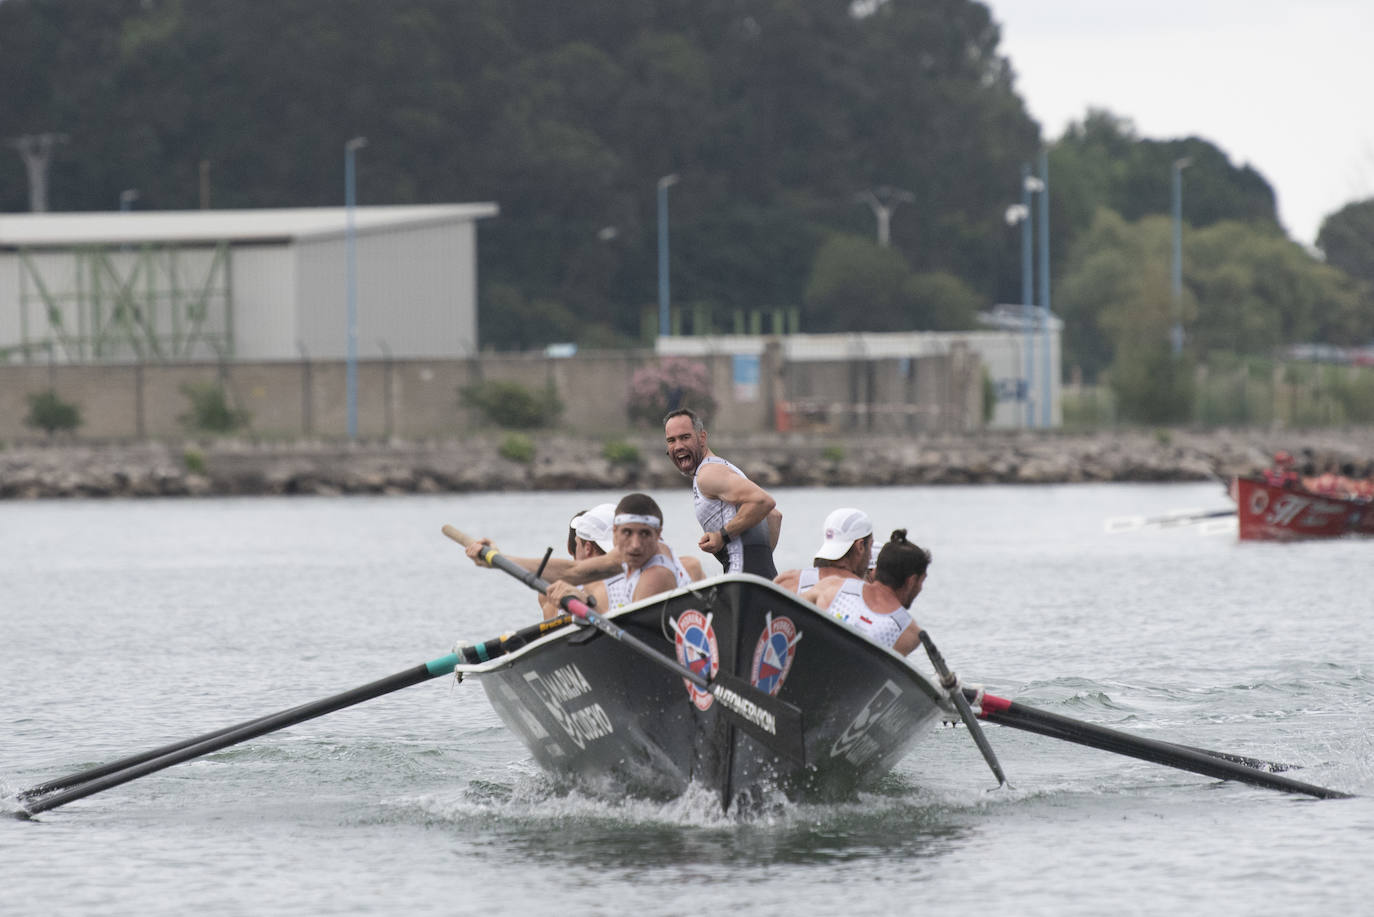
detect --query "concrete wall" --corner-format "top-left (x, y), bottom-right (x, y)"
top-left (0, 346), bottom-right (982, 442)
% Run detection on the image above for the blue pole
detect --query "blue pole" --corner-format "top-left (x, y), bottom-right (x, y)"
top-left (1021, 164), bottom-right (1034, 429)
top-left (345, 137), bottom-right (366, 441)
top-left (656, 174), bottom-right (678, 338)
top-left (1038, 149), bottom-right (1052, 428)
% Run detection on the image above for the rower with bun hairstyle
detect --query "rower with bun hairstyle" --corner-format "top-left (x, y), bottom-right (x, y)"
top-left (802, 529), bottom-right (929, 656)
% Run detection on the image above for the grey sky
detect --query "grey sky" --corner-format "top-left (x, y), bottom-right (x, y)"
top-left (987, 0), bottom-right (1373, 248)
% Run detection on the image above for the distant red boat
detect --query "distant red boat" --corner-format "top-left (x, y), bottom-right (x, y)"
top-left (1235, 475), bottom-right (1374, 541)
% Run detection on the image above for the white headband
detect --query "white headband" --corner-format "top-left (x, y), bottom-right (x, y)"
top-left (614, 513), bottom-right (661, 529)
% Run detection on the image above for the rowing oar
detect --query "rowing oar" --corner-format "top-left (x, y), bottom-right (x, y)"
top-left (920, 631), bottom-right (1008, 788)
top-left (1105, 508), bottom-right (1236, 533)
top-left (962, 688), bottom-right (1352, 800)
top-left (13, 615), bottom-right (574, 818)
top-left (443, 524), bottom-right (806, 764)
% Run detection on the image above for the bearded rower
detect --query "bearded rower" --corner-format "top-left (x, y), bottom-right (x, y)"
top-left (663, 407), bottom-right (781, 579)
top-left (774, 507), bottom-right (873, 593)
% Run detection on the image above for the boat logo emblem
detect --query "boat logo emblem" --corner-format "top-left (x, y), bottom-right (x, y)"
top-left (1249, 489), bottom-right (1269, 514)
top-left (831, 679), bottom-right (903, 766)
top-left (750, 612), bottom-right (801, 697)
top-left (671, 609), bottom-right (719, 710)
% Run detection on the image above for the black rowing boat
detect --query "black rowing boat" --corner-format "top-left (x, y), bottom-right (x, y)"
top-left (454, 573), bottom-right (948, 811)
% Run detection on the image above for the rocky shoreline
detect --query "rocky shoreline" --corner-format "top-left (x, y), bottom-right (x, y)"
top-left (5, 429), bottom-right (1374, 499)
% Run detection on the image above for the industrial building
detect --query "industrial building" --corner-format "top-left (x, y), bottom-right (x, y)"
top-left (0, 203), bottom-right (498, 365)
top-left (656, 311), bottom-right (1063, 431)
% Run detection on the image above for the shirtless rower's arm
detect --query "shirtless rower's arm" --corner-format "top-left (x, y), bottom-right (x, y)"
top-left (695, 462), bottom-right (779, 554)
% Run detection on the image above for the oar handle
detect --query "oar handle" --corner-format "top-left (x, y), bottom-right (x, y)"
top-left (445, 521), bottom-right (804, 762)
top-left (444, 525), bottom-right (558, 596)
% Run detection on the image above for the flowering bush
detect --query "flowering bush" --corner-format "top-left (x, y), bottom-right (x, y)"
top-left (627, 358), bottom-right (716, 426)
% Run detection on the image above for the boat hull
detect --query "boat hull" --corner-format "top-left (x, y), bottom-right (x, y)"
top-left (457, 574), bottom-right (947, 810)
top-left (1235, 475), bottom-right (1374, 541)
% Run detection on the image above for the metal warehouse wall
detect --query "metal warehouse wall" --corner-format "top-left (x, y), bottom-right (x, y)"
top-left (295, 220), bottom-right (477, 363)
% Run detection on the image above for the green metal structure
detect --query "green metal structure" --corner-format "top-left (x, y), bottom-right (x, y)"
top-left (12, 241), bottom-right (233, 363)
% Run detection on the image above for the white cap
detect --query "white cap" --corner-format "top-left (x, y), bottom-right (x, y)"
top-left (571, 503), bottom-right (616, 554)
top-left (813, 507), bottom-right (873, 561)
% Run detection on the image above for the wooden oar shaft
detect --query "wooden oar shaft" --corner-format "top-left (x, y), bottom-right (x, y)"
top-left (967, 689), bottom-right (1351, 800)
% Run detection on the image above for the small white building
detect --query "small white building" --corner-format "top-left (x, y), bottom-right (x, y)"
top-left (0, 203), bottom-right (497, 364)
top-left (657, 313), bottom-right (1062, 430)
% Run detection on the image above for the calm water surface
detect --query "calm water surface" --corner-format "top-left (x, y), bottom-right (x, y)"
top-left (3, 484), bottom-right (1372, 915)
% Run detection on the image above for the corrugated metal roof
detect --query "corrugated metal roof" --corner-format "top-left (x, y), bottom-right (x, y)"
top-left (0, 203), bottom-right (499, 247)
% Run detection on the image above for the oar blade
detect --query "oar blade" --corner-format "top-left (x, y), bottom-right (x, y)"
top-left (969, 690), bottom-right (1351, 800)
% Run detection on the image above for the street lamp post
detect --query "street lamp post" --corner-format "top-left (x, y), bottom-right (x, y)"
top-left (1171, 156), bottom-right (1192, 357)
top-left (657, 173), bottom-right (679, 338)
top-left (1005, 187), bottom-right (1034, 427)
top-left (1037, 148), bottom-right (1052, 428)
top-left (344, 136), bottom-right (367, 441)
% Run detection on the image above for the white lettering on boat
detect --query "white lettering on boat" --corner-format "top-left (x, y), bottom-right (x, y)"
top-left (523, 664), bottom-right (613, 750)
top-left (1267, 493), bottom-right (1346, 529)
top-left (710, 682), bottom-right (777, 735)
top-left (831, 680), bottom-right (903, 766)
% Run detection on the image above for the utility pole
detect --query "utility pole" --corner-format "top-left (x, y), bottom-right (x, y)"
top-left (8, 133), bottom-right (68, 212)
top-left (856, 186), bottom-right (915, 248)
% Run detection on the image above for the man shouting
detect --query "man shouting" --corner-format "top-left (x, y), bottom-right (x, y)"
top-left (663, 407), bottom-right (781, 578)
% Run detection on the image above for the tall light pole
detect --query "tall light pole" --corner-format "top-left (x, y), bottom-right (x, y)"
top-left (657, 173), bottom-right (679, 338)
top-left (1171, 156), bottom-right (1192, 358)
top-left (344, 136), bottom-right (367, 441)
top-left (856, 185), bottom-right (916, 248)
top-left (1037, 148), bottom-right (1052, 428)
top-left (1005, 174), bottom-right (1035, 428)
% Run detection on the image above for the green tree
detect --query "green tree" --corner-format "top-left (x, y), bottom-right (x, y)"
top-left (1317, 199), bottom-right (1374, 291)
top-left (903, 270), bottom-right (982, 331)
top-left (803, 234), bottom-right (915, 332)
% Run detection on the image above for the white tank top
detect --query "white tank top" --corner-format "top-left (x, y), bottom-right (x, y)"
top-left (796, 567), bottom-right (821, 592)
top-left (603, 552), bottom-right (692, 608)
top-left (828, 579), bottom-right (912, 650)
top-left (692, 455), bottom-right (772, 573)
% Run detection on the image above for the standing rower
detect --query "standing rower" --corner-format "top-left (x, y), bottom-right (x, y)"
top-left (663, 407), bottom-right (781, 578)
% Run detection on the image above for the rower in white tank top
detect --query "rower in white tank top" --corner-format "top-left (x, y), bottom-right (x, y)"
top-left (604, 549), bottom-right (693, 608)
top-left (826, 579), bottom-right (914, 650)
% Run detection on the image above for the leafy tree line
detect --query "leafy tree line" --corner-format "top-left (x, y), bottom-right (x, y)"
top-left (2, 0), bottom-right (1370, 390)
